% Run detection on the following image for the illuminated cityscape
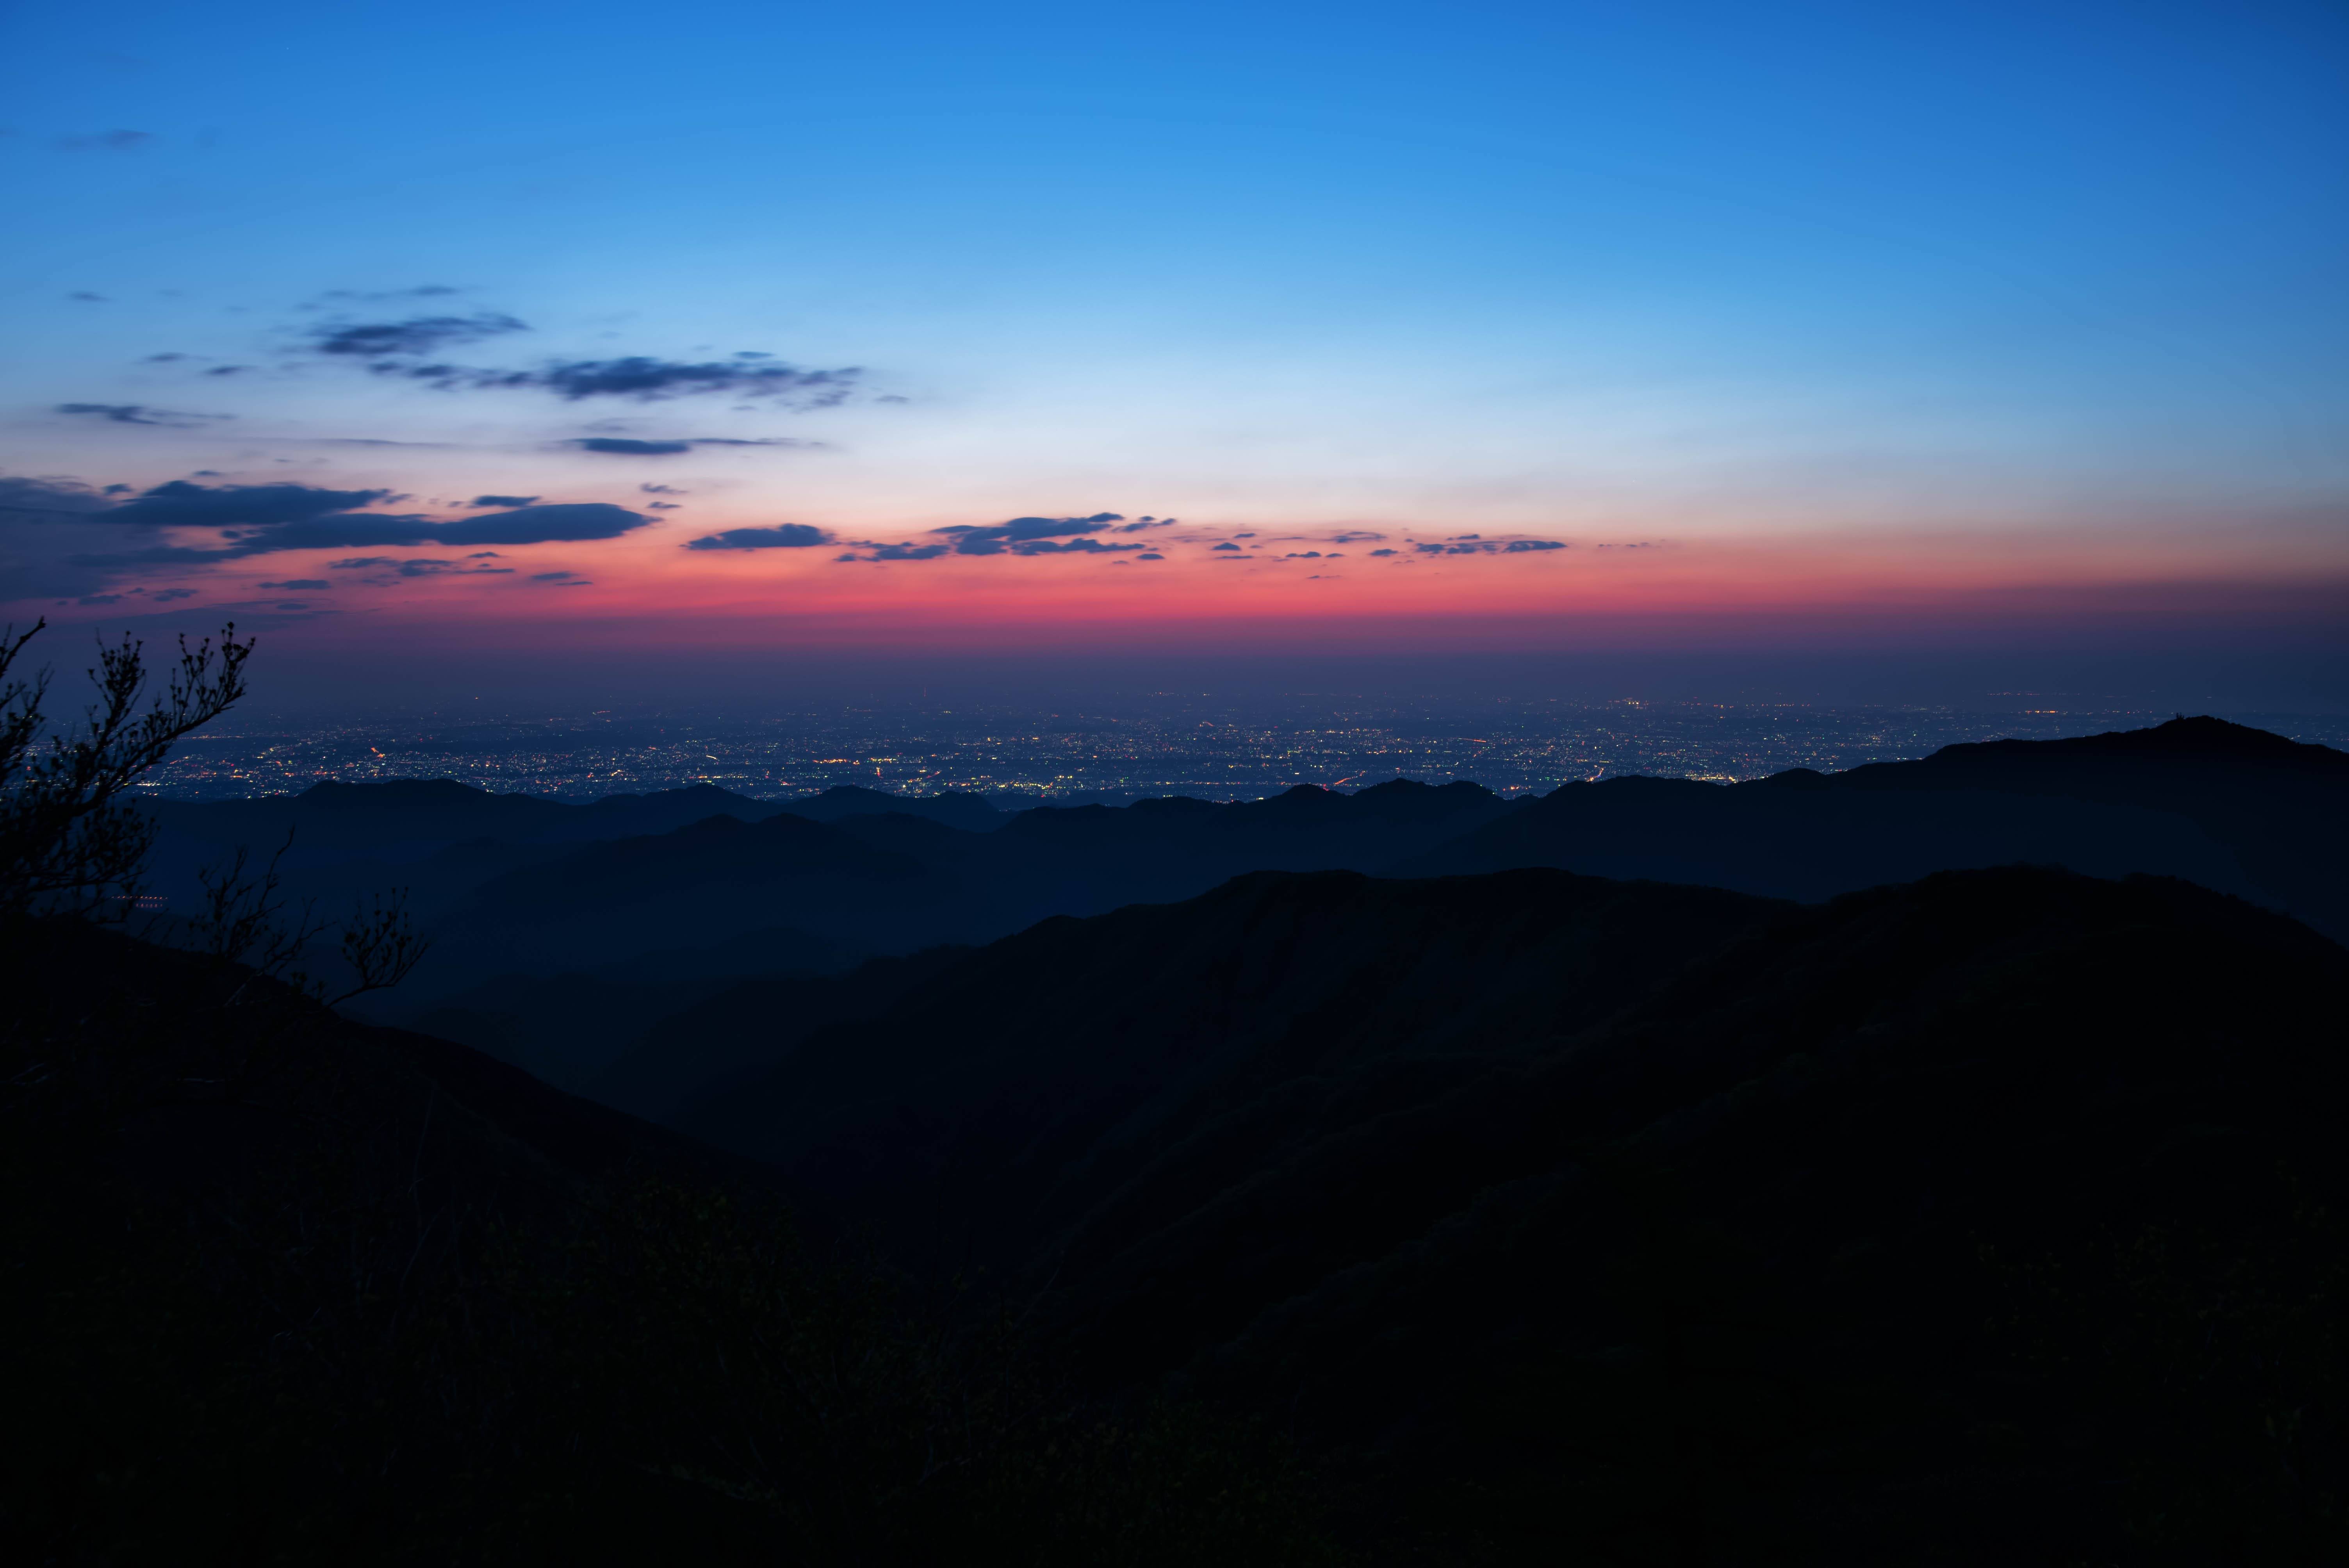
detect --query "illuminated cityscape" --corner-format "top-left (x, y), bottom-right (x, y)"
top-left (135, 700), bottom-right (2349, 805)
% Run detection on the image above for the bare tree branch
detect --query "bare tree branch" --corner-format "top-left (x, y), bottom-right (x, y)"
top-left (1, 618), bottom-right (253, 916)
top-left (329, 887), bottom-right (433, 1008)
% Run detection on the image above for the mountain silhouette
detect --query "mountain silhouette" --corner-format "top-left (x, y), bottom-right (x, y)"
top-left (1409, 715), bottom-right (2343, 938)
top-left (665, 861), bottom-right (2349, 1559)
top-left (128, 718), bottom-right (2349, 1090)
top-left (16, 722), bottom-right (2349, 1559)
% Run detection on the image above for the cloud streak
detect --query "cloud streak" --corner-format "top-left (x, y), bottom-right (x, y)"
top-left (301, 314), bottom-right (863, 407)
top-left (684, 524), bottom-right (835, 551)
top-left (55, 403), bottom-right (232, 428)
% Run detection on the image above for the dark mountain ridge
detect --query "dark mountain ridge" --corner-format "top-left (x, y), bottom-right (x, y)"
top-left (666, 860), bottom-right (2349, 1560)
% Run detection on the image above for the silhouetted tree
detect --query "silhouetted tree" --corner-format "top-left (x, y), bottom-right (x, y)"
top-left (0, 617), bottom-right (251, 915)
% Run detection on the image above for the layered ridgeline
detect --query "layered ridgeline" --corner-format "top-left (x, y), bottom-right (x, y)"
top-left (135, 716), bottom-right (2346, 1089)
top-left (677, 862), bottom-right (2349, 1560)
top-left (14, 853), bottom-right (2346, 1557)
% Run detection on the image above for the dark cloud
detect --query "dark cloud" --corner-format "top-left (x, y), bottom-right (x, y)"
top-left (531, 570), bottom-right (590, 585)
top-left (1213, 542), bottom-right (1242, 552)
top-left (0, 476), bottom-right (111, 517)
top-left (109, 480), bottom-right (397, 529)
top-left (1137, 552), bottom-right (1164, 560)
top-left (1412, 537), bottom-right (1567, 556)
top-left (683, 524), bottom-right (834, 552)
top-left (647, 501), bottom-right (682, 510)
top-left (4, 473), bottom-right (651, 599)
top-left (424, 504), bottom-right (648, 548)
top-left (205, 366), bottom-right (250, 376)
top-left (56, 130), bottom-right (153, 151)
top-left (640, 484), bottom-right (686, 495)
top-left (310, 313), bottom-right (528, 358)
top-left (55, 402), bottom-right (231, 428)
top-left (150, 587), bottom-right (196, 601)
top-left (469, 494), bottom-right (538, 507)
top-left (380, 356), bottom-right (860, 407)
top-left (299, 305), bottom-right (861, 407)
top-left (1332, 530), bottom-right (1384, 543)
top-left (49, 480), bottom-right (649, 555)
top-left (528, 358), bottom-right (857, 404)
top-left (68, 292), bottom-right (107, 303)
top-left (1284, 551), bottom-right (1323, 559)
top-left (930, 513), bottom-right (1124, 556)
top-left (1007, 538), bottom-right (1145, 556)
top-left (1370, 548), bottom-right (1397, 556)
top-left (836, 542), bottom-right (952, 562)
top-left (571, 438), bottom-right (692, 455)
top-left (255, 579), bottom-right (330, 590)
top-left (332, 556), bottom-right (513, 579)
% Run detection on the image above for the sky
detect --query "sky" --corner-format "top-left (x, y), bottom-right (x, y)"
top-left (4, 0), bottom-right (2345, 710)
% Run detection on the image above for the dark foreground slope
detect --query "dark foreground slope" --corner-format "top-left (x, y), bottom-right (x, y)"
top-left (0, 918), bottom-right (1328, 1566)
top-left (679, 865), bottom-right (2349, 1563)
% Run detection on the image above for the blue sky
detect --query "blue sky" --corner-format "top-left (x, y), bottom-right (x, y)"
top-left (2, 0), bottom-right (2344, 703)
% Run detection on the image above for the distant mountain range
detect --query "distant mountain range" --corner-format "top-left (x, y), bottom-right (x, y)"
top-left (133, 715), bottom-right (2345, 1094)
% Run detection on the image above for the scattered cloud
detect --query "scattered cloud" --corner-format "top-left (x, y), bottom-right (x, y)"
top-left (1414, 538), bottom-right (1568, 556)
top-left (332, 556), bottom-right (515, 579)
top-left (1370, 548), bottom-right (1397, 556)
top-left (836, 542), bottom-right (952, 562)
top-left (55, 402), bottom-right (232, 428)
top-left (469, 494), bottom-right (538, 507)
top-left (683, 524), bottom-right (835, 551)
top-left (309, 313), bottom-right (528, 358)
top-left (68, 292), bottom-right (107, 302)
top-left (294, 305), bottom-right (866, 408)
top-left (1009, 537), bottom-right (1146, 555)
top-left (1213, 542), bottom-right (1242, 552)
top-left (19, 479), bottom-right (652, 566)
top-left (930, 513), bottom-right (1124, 556)
top-left (640, 484), bottom-right (686, 495)
top-left (255, 578), bottom-right (330, 590)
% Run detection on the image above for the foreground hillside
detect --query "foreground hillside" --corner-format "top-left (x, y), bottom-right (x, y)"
top-left (17, 842), bottom-right (2343, 1561)
top-left (674, 862), bottom-right (2349, 1562)
top-left (0, 916), bottom-right (1326, 1565)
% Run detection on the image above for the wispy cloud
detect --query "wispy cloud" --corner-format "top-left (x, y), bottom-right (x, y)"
top-left (55, 402), bottom-right (233, 428)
